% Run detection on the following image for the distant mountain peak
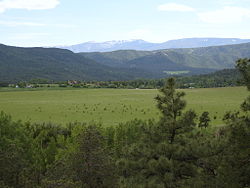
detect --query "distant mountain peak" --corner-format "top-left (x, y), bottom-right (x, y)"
top-left (83, 39), bottom-right (148, 45)
top-left (56, 38), bottom-right (250, 53)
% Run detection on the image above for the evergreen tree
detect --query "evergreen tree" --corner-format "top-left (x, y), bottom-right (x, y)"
top-left (118, 78), bottom-right (198, 187)
top-left (0, 112), bottom-right (30, 188)
top-left (72, 125), bottom-right (117, 188)
top-left (198, 112), bottom-right (210, 128)
top-left (236, 58), bottom-right (250, 90)
top-left (219, 58), bottom-right (250, 187)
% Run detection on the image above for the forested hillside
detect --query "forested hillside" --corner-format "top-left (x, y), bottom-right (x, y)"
top-left (81, 42), bottom-right (250, 70)
top-left (1, 42), bottom-right (250, 82)
top-left (0, 44), bottom-right (155, 82)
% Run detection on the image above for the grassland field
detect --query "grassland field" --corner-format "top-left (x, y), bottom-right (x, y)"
top-left (0, 87), bottom-right (248, 126)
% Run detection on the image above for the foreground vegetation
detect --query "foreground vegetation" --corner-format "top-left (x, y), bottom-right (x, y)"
top-left (0, 59), bottom-right (250, 188)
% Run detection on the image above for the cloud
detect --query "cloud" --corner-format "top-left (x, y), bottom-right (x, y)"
top-left (0, 20), bottom-right (45, 26)
top-left (158, 3), bottom-right (195, 12)
top-left (0, 0), bottom-right (60, 13)
top-left (198, 6), bottom-right (250, 24)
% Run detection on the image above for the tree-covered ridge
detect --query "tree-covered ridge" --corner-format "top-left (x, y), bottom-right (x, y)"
top-left (81, 42), bottom-right (250, 71)
top-left (0, 44), bottom-right (155, 82)
top-left (0, 59), bottom-right (249, 187)
top-left (1, 42), bottom-right (250, 82)
top-left (177, 68), bottom-right (241, 88)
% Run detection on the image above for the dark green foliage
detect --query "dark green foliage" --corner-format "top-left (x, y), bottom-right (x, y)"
top-left (156, 78), bottom-right (186, 120)
top-left (0, 44), bottom-right (154, 82)
top-left (71, 125), bottom-right (117, 188)
top-left (236, 59), bottom-right (250, 114)
top-left (80, 50), bottom-right (152, 67)
top-left (241, 96), bottom-right (250, 112)
top-left (29, 78), bottom-right (51, 84)
top-left (198, 112), bottom-right (210, 128)
top-left (177, 68), bottom-right (241, 88)
top-left (116, 78), bottom-right (199, 187)
top-left (220, 111), bottom-right (250, 188)
top-left (17, 81), bottom-right (27, 88)
top-left (119, 52), bottom-right (213, 76)
top-left (0, 82), bottom-right (8, 87)
top-left (41, 179), bottom-right (80, 188)
top-left (0, 112), bottom-right (29, 188)
top-left (30, 68), bottom-right (239, 89)
top-left (236, 58), bottom-right (250, 90)
top-left (218, 58), bottom-right (250, 188)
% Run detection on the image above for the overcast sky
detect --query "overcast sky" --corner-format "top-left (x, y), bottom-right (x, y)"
top-left (0, 0), bottom-right (250, 47)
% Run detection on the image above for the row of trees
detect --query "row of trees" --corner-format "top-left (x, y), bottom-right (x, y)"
top-left (0, 59), bottom-right (249, 187)
top-left (53, 69), bottom-right (243, 89)
top-left (1, 68), bottom-right (241, 89)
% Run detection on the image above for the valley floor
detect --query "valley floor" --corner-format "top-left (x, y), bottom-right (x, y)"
top-left (0, 87), bottom-right (247, 126)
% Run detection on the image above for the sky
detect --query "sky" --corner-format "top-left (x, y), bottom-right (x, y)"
top-left (0, 0), bottom-right (250, 47)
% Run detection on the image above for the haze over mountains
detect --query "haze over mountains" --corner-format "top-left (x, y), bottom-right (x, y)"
top-left (58, 38), bottom-right (250, 53)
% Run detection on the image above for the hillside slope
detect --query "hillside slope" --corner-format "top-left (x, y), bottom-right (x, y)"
top-left (0, 44), bottom-right (154, 82)
top-left (1, 42), bottom-right (250, 82)
top-left (81, 42), bottom-right (250, 70)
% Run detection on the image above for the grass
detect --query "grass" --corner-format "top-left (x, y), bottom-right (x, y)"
top-left (0, 87), bottom-right (248, 126)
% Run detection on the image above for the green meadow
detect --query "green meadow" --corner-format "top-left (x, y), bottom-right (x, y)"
top-left (0, 87), bottom-right (248, 126)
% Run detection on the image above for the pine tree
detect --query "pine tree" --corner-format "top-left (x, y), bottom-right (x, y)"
top-left (118, 78), bottom-right (198, 187)
top-left (236, 58), bottom-right (250, 90)
top-left (219, 58), bottom-right (250, 187)
top-left (72, 125), bottom-right (117, 188)
top-left (198, 111), bottom-right (210, 128)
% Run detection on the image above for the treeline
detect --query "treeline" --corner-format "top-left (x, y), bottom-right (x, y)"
top-left (80, 68), bottom-right (241, 89)
top-left (177, 68), bottom-right (242, 88)
top-left (1, 68), bottom-right (242, 89)
top-left (0, 59), bottom-right (250, 188)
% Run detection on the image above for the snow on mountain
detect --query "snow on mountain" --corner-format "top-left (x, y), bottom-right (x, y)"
top-left (56, 38), bottom-right (250, 53)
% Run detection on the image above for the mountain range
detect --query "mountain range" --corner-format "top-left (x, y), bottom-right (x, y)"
top-left (58, 38), bottom-right (250, 53)
top-left (0, 44), bottom-right (155, 82)
top-left (1, 40), bottom-right (250, 82)
top-left (80, 42), bottom-right (250, 73)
